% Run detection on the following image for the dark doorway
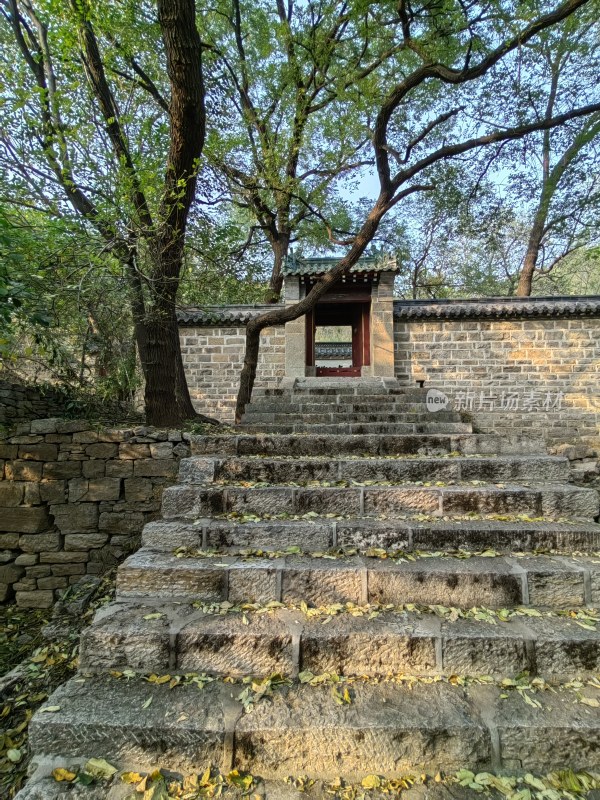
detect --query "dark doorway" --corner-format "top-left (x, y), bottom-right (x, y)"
top-left (306, 302), bottom-right (370, 377)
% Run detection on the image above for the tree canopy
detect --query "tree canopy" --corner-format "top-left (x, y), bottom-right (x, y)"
top-left (1, 0), bottom-right (599, 423)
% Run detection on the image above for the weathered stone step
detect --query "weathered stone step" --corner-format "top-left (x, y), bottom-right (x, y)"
top-left (243, 402), bottom-right (453, 417)
top-left (191, 432), bottom-right (546, 457)
top-left (81, 602), bottom-right (600, 680)
top-left (12, 775), bottom-right (600, 800)
top-left (246, 396), bottom-right (442, 416)
top-left (282, 385), bottom-right (425, 397)
top-left (180, 455), bottom-right (570, 486)
top-left (242, 411), bottom-right (464, 424)
top-left (242, 421), bottom-right (473, 434)
top-left (141, 518), bottom-right (600, 554)
top-left (161, 482), bottom-right (598, 521)
top-left (28, 677), bottom-right (600, 778)
top-left (116, 550), bottom-right (600, 609)
top-left (291, 389), bottom-right (426, 400)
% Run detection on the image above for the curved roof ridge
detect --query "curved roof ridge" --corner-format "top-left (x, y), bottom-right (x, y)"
top-left (283, 254), bottom-right (398, 275)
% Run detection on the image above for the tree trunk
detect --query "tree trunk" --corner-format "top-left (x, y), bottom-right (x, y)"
top-left (140, 301), bottom-right (199, 426)
top-left (139, 244), bottom-right (218, 427)
top-left (236, 321), bottom-right (262, 423)
top-left (516, 214), bottom-right (545, 296)
top-left (265, 235), bottom-right (289, 303)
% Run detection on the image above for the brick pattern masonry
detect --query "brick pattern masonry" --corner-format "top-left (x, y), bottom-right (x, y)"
top-left (180, 326), bottom-right (285, 421)
top-left (0, 419), bottom-right (190, 607)
top-left (177, 315), bottom-right (599, 446)
top-left (395, 318), bottom-right (600, 448)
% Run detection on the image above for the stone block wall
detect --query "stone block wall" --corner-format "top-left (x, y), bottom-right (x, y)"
top-left (176, 299), bottom-right (600, 444)
top-left (0, 419), bottom-right (190, 607)
top-left (394, 318), bottom-right (600, 447)
top-left (180, 326), bottom-right (285, 422)
top-left (0, 379), bottom-right (68, 426)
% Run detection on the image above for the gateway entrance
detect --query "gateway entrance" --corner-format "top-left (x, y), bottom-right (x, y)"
top-left (282, 254), bottom-right (398, 379)
top-left (306, 301), bottom-right (370, 377)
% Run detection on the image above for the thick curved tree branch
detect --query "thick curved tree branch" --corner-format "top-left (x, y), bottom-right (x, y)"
top-left (373, 0), bottom-right (593, 192)
top-left (391, 101), bottom-right (600, 190)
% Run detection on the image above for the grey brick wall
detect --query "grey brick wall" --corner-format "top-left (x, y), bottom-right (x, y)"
top-left (178, 316), bottom-right (598, 445)
top-left (180, 326), bottom-right (285, 422)
top-left (394, 318), bottom-right (600, 447)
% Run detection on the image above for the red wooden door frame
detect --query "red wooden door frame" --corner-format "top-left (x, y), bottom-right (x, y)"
top-left (308, 302), bottom-right (370, 376)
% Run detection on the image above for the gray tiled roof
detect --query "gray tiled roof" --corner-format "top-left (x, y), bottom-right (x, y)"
top-left (283, 254), bottom-right (398, 276)
top-left (177, 295), bottom-right (600, 326)
top-left (177, 305), bottom-right (282, 326)
top-left (315, 342), bottom-right (353, 359)
top-left (393, 296), bottom-right (600, 320)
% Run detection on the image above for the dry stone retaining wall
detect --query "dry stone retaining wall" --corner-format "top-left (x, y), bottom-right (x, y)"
top-left (0, 419), bottom-right (190, 607)
top-left (0, 379), bottom-right (68, 426)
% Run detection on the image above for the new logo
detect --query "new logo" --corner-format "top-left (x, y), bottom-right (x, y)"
top-left (426, 388), bottom-right (450, 412)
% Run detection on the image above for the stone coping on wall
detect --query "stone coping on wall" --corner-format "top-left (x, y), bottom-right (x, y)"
top-left (393, 295), bottom-right (600, 320)
top-left (177, 296), bottom-right (600, 327)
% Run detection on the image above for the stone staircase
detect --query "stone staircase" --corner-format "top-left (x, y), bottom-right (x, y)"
top-left (239, 378), bottom-right (471, 434)
top-left (22, 379), bottom-right (600, 795)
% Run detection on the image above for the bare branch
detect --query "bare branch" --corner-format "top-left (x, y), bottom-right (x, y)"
top-left (373, 0), bottom-right (593, 193)
top-left (108, 62), bottom-right (170, 114)
top-left (402, 107), bottom-right (465, 163)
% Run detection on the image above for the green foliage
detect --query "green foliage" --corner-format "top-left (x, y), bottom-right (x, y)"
top-left (0, 211), bottom-right (51, 347)
top-left (0, 205), bottom-right (138, 401)
top-left (532, 248), bottom-right (600, 295)
top-left (1, 0), bottom-right (600, 415)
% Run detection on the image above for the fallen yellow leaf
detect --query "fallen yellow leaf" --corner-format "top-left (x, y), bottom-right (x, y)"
top-left (121, 771), bottom-right (144, 784)
top-left (52, 768), bottom-right (76, 782)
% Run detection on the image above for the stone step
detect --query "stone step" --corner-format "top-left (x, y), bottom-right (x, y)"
top-left (287, 392), bottom-right (430, 403)
top-left (242, 411), bottom-right (465, 424)
top-left (80, 602), bottom-right (600, 680)
top-left (12, 776), bottom-right (600, 800)
top-left (191, 432), bottom-right (547, 457)
top-left (161, 482), bottom-right (598, 521)
top-left (284, 378), bottom-right (422, 397)
top-left (116, 549), bottom-right (600, 609)
top-left (244, 401), bottom-right (444, 414)
top-left (141, 518), bottom-right (600, 554)
top-left (241, 421), bottom-right (474, 434)
top-left (246, 397), bottom-right (441, 414)
top-left (28, 677), bottom-right (600, 778)
top-left (291, 388), bottom-right (425, 399)
top-left (179, 455), bottom-right (571, 486)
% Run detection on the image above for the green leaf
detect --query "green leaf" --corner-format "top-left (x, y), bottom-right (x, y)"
top-left (84, 759), bottom-right (117, 779)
